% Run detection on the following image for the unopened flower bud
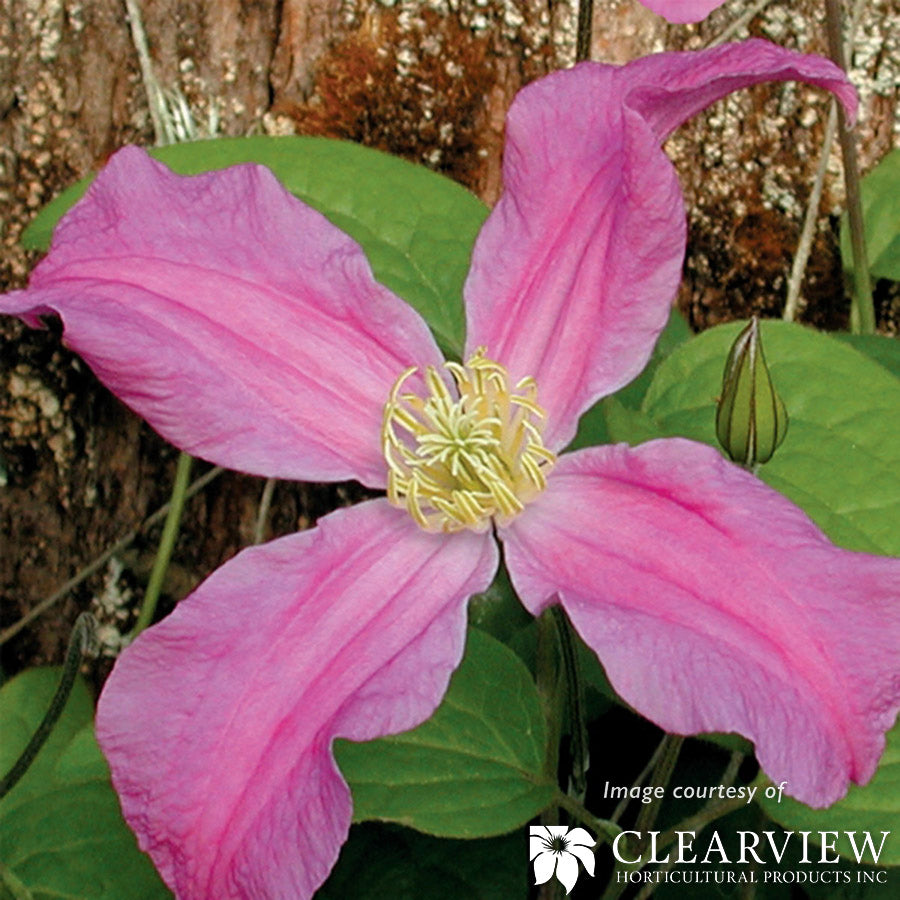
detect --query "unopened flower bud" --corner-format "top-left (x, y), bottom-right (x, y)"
top-left (716, 317), bottom-right (788, 468)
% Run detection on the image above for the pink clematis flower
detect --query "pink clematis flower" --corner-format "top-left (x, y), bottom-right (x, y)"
top-left (639, 0), bottom-right (727, 24)
top-left (3, 39), bottom-right (899, 900)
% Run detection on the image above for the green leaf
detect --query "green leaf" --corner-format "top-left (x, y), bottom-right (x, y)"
top-left (642, 320), bottom-right (900, 555)
top-left (318, 823), bottom-right (527, 900)
top-left (334, 627), bottom-right (554, 838)
top-left (758, 720), bottom-right (900, 867)
top-left (832, 333), bottom-right (900, 381)
top-left (841, 149), bottom-right (900, 282)
top-left (0, 669), bottom-right (170, 899)
top-left (22, 137), bottom-right (488, 357)
top-left (467, 566), bottom-right (533, 648)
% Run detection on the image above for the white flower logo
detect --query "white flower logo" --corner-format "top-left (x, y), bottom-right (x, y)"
top-left (530, 825), bottom-right (595, 894)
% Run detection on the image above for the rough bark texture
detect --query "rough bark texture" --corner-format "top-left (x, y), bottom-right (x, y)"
top-left (1, 0), bottom-right (897, 676)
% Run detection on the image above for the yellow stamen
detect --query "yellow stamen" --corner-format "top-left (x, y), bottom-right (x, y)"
top-left (382, 348), bottom-right (556, 533)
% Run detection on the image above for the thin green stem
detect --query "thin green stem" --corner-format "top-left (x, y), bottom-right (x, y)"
top-left (551, 606), bottom-right (589, 800)
top-left (0, 861), bottom-right (34, 900)
top-left (123, 0), bottom-right (173, 144)
top-left (634, 736), bottom-right (683, 836)
top-left (655, 772), bottom-right (764, 855)
top-left (536, 608), bottom-right (563, 782)
top-left (705, 0), bottom-right (774, 48)
top-left (784, 102), bottom-right (838, 322)
top-left (0, 465), bottom-right (222, 647)
top-left (611, 733), bottom-right (668, 824)
top-left (555, 791), bottom-right (622, 844)
top-left (131, 451), bottom-right (193, 637)
top-left (600, 864), bottom-right (631, 900)
top-left (253, 478), bottom-right (277, 545)
top-left (824, 0), bottom-right (875, 334)
top-left (576, 0), bottom-right (594, 63)
top-left (0, 613), bottom-right (96, 799)
top-left (601, 781), bottom-right (759, 900)
top-left (536, 610), bottom-right (564, 900)
top-left (600, 734), bottom-right (684, 900)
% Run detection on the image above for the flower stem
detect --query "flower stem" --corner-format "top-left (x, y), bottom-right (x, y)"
top-left (0, 613), bottom-right (96, 799)
top-left (552, 607), bottom-right (589, 801)
top-left (130, 451), bottom-right (193, 638)
top-left (555, 790), bottom-right (622, 844)
top-left (253, 478), bottom-right (277, 544)
top-left (576, 0), bottom-right (593, 62)
top-left (123, 0), bottom-right (174, 145)
top-left (634, 735), bottom-right (683, 836)
top-left (536, 608), bottom-right (564, 782)
top-left (823, 0), bottom-right (875, 335)
top-left (0, 860), bottom-right (34, 900)
top-left (611, 732), bottom-right (668, 824)
top-left (0, 466), bottom-right (222, 647)
top-left (602, 757), bottom-right (760, 900)
top-left (657, 769), bottom-right (768, 851)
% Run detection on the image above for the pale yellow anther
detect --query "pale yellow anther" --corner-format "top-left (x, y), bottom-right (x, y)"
top-left (381, 348), bottom-right (556, 533)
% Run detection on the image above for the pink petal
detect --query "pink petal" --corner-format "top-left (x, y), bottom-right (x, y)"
top-left (639, 0), bottom-right (727, 24)
top-left (463, 41), bottom-right (855, 451)
top-left (96, 499), bottom-right (498, 899)
top-left (2, 147), bottom-right (443, 486)
top-left (500, 441), bottom-right (900, 807)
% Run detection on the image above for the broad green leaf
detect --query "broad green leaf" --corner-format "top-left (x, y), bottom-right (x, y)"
top-left (22, 137), bottom-right (488, 357)
top-left (841, 149), bottom-right (900, 282)
top-left (758, 720), bottom-right (900, 867)
top-left (832, 333), bottom-right (900, 381)
top-left (318, 823), bottom-right (527, 899)
top-left (0, 669), bottom-right (170, 899)
top-left (335, 627), bottom-right (554, 838)
top-left (470, 576), bottom-right (616, 721)
top-left (642, 320), bottom-right (900, 555)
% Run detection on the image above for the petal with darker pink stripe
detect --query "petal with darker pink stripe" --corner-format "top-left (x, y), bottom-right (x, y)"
top-left (96, 499), bottom-right (498, 899)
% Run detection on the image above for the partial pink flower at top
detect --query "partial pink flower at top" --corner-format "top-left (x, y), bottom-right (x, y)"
top-left (3, 39), bottom-right (898, 900)
top-left (640, 0), bottom-right (727, 24)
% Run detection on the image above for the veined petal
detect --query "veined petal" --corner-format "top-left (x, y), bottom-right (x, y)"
top-left (2, 147), bottom-right (443, 486)
top-left (96, 499), bottom-right (498, 899)
top-left (500, 441), bottom-right (900, 807)
top-left (639, 0), bottom-right (727, 24)
top-left (621, 38), bottom-right (856, 142)
top-left (463, 41), bottom-right (855, 451)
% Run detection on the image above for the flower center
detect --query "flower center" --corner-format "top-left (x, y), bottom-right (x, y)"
top-left (382, 348), bottom-right (555, 533)
top-left (549, 835), bottom-right (569, 854)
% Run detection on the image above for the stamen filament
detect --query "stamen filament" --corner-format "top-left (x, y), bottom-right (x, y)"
top-left (382, 348), bottom-right (556, 533)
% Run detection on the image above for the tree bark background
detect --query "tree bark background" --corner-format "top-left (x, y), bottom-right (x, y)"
top-left (1, 0), bottom-right (897, 675)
